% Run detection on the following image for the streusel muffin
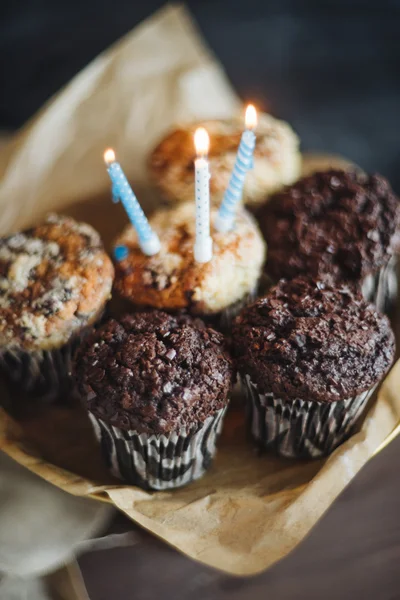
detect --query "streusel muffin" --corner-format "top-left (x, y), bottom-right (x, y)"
top-left (0, 214), bottom-right (114, 403)
top-left (113, 202), bottom-right (266, 329)
top-left (149, 113), bottom-right (300, 209)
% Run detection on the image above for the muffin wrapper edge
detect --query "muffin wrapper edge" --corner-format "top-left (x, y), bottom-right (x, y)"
top-left (217, 286), bottom-right (258, 331)
top-left (0, 329), bottom-right (90, 405)
top-left (241, 374), bottom-right (375, 459)
top-left (88, 406), bottom-right (228, 490)
top-left (361, 256), bottom-right (397, 313)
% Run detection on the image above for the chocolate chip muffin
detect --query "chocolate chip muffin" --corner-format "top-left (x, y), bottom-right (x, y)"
top-left (232, 277), bottom-right (395, 458)
top-left (114, 202), bottom-right (266, 329)
top-left (149, 113), bottom-right (301, 209)
top-left (0, 214), bottom-right (114, 403)
top-left (74, 311), bottom-right (235, 489)
top-left (257, 170), bottom-right (400, 312)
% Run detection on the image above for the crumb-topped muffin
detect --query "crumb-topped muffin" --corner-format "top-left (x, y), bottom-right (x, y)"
top-left (258, 170), bottom-right (400, 311)
top-left (149, 114), bottom-right (301, 209)
top-left (0, 214), bottom-right (114, 403)
top-left (300, 152), bottom-right (358, 178)
top-left (232, 277), bottom-right (395, 458)
top-left (114, 202), bottom-right (266, 327)
top-left (75, 311), bottom-right (235, 489)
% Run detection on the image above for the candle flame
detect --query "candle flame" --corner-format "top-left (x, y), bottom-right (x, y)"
top-left (245, 105), bottom-right (257, 130)
top-left (194, 127), bottom-right (210, 158)
top-left (104, 148), bottom-right (116, 166)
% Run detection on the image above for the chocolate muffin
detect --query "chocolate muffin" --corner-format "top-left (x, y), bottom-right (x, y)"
top-left (257, 170), bottom-right (400, 312)
top-left (74, 311), bottom-right (235, 489)
top-left (114, 202), bottom-right (266, 329)
top-left (0, 214), bottom-right (114, 403)
top-left (232, 277), bottom-right (395, 458)
top-left (149, 114), bottom-right (300, 209)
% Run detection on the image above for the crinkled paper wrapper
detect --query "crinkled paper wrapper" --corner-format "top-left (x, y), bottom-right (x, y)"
top-left (0, 3), bottom-right (400, 577)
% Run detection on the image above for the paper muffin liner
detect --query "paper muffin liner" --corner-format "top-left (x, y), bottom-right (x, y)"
top-left (88, 406), bottom-right (228, 490)
top-left (361, 256), bottom-right (397, 313)
top-left (0, 334), bottom-right (86, 406)
top-left (241, 374), bottom-right (375, 459)
top-left (201, 286), bottom-right (258, 333)
top-left (219, 288), bottom-right (258, 330)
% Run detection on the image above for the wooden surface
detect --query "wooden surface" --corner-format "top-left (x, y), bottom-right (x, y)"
top-left (78, 434), bottom-right (400, 600)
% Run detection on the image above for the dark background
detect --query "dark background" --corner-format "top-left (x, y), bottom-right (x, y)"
top-left (1, 0), bottom-right (400, 188)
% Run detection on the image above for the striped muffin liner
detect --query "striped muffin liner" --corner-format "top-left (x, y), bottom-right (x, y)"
top-left (0, 334), bottom-right (85, 406)
top-left (220, 288), bottom-right (257, 329)
top-left (88, 406), bottom-right (228, 490)
top-left (241, 374), bottom-right (375, 459)
top-left (0, 312), bottom-right (107, 407)
top-left (209, 286), bottom-right (258, 332)
top-left (361, 256), bottom-right (397, 313)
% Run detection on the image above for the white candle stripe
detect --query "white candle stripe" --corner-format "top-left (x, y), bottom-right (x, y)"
top-left (230, 180), bottom-right (243, 195)
top-left (231, 171), bottom-right (246, 185)
top-left (239, 146), bottom-right (253, 158)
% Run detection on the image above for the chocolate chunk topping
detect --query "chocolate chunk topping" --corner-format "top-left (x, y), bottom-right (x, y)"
top-left (232, 277), bottom-right (395, 403)
top-left (258, 170), bottom-right (400, 283)
top-left (74, 311), bottom-right (235, 434)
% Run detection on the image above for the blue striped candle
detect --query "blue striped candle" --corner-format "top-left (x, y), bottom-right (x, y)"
top-left (215, 105), bottom-right (257, 233)
top-left (104, 149), bottom-right (160, 256)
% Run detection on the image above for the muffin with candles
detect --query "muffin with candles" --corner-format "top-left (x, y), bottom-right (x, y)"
top-left (74, 311), bottom-right (235, 489)
top-left (232, 276), bottom-right (395, 458)
top-left (149, 106), bottom-right (301, 210)
top-left (257, 169), bottom-right (400, 312)
top-left (113, 202), bottom-right (266, 328)
top-left (106, 134), bottom-right (266, 329)
top-left (0, 214), bottom-right (114, 403)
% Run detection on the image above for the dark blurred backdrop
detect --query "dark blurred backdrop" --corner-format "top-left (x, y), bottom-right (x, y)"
top-left (1, 0), bottom-right (399, 187)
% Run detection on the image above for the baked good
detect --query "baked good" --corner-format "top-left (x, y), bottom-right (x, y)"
top-left (113, 202), bottom-right (266, 328)
top-left (232, 277), bottom-right (395, 458)
top-left (74, 311), bottom-right (235, 489)
top-left (149, 114), bottom-right (301, 209)
top-left (0, 214), bottom-right (114, 403)
top-left (300, 152), bottom-right (358, 177)
top-left (257, 170), bottom-right (400, 312)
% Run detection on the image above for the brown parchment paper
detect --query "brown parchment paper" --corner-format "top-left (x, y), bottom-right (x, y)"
top-left (0, 3), bottom-right (400, 577)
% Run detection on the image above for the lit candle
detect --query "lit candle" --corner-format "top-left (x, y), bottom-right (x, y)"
top-left (104, 149), bottom-right (160, 256)
top-left (194, 128), bottom-right (213, 263)
top-left (215, 105), bottom-right (258, 232)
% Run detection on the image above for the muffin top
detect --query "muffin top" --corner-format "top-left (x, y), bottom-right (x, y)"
top-left (300, 153), bottom-right (358, 178)
top-left (0, 214), bottom-right (114, 351)
top-left (258, 170), bottom-right (400, 284)
top-left (114, 202), bottom-right (266, 315)
top-left (149, 114), bottom-right (300, 207)
top-left (232, 277), bottom-right (395, 403)
top-left (75, 311), bottom-right (235, 434)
